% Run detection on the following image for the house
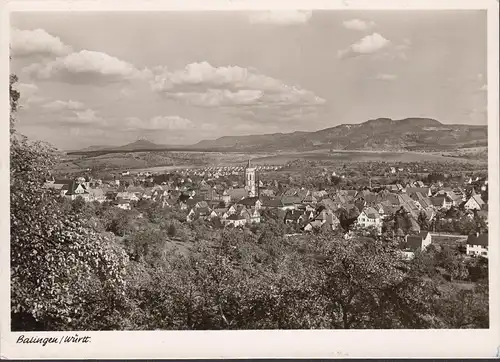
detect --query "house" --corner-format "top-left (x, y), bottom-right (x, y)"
top-left (63, 181), bottom-right (90, 201)
top-left (260, 197), bottom-right (285, 209)
top-left (237, 197), bottom-right (262, 210)
top-left (357, 207), bottom-right (382, 230)
top-left (223, 214), bottom-right (247, 227)
top-left (223, 188), bottom-right (248, 203)
top-left (303, 219), bottom-right (323, 232)
top-left (284, 210), bottom-right (306, 225)
top-left (117, 191), bottom-right (140, 202)
top-left (314, 209), bottom-right (340, 230)
top-left (466, 233), bottom-right (488, 258)
top-left (248, 208), bottom-right (261, 223)
top-left (464, 194), bottom-right (485, 211)
top-left (115, 199), bottom-right (131, 210)
top-left (281, 196), bottom-right (301, 210)
top-left (405, 231), bottom-right (432, 251)
top-left (429, 196), bottom-right (446, 209)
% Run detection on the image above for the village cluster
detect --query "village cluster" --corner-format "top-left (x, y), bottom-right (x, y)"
top-left (45, 160), bottom-right (489, 260)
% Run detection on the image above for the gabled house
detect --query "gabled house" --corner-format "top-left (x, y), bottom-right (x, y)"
top-left (357, 207), bottom-right (382, 230)
top-left (405, 231), bottom-right (432, 251)
top-left (63, 181), bottom-right (90, 201)
top-left (464, 194), bottom-right (486, 211)
top-left (466, 233), bottom-right (488, 258)
top-left (223, 213), bottom-right (247, 227)
top-left (284, 210), bottom-right (306, 225)
top-left (430, 196), bottom-right (446, 210)
top-left (237, 197), bottom-right (262, 210)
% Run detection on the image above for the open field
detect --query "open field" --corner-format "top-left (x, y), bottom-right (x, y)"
top-left (251, 149), bottom-right (487, 165)
top-left (55, 148), bottom-right (487, 175)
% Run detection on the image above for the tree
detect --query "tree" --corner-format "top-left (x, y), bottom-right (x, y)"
top-left (10, 73), bottom-right (129, 331)
top-left (167, 223), bottom-right (177, 237)
top-left (417, 211), bottom-right (430, 231)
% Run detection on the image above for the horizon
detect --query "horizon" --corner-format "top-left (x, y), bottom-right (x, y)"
top-left (64, 116), bottom-right (488, 152)
top-left (11, 10), bottom-right (487, 150)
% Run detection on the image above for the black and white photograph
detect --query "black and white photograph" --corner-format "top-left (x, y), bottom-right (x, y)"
top-left (3, 0), bottom-right (499, 358)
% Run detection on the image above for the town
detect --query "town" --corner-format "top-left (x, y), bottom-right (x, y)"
top-left (44, 159), bottom-right (489, 261)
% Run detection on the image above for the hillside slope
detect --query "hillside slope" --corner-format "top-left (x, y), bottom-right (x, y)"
top-left (191, 117), bottom-right (487, 152)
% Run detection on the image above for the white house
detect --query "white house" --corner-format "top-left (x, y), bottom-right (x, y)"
top-left (466, 233), bottom-right (488, 258)
top-left (464, 194), bottom-right (485, 211)
top-left (116, 200), bottom-right (131, 210)
top-left (357, 207), bottom-right (382, 230)
top-left (224, 214), bottom-right (247, 227)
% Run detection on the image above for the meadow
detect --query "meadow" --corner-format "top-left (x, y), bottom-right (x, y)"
top-left (55, 148), bottom-right (487, 175)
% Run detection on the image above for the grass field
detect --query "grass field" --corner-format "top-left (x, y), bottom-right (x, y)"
top-left (251, 149), bottom-right (487, 165)
top-left (55, 148), bottom-right (486, 174)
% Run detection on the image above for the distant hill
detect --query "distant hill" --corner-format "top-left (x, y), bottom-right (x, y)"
top-left (69, 117), bottom-right (487, 156)
top-left (110, 139), bottom-right (168, 151)
top-left (73, 145), bottom-right (110, 152)
top-left (190, 117), bottom-right (488, 152)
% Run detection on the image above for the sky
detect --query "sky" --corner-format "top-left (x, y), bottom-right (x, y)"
top-left (10, 10), bottom-right (487, 150)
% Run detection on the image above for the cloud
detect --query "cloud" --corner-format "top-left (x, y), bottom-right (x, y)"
top-left (150, 61), bottom-right (325, 108)
top-left (338, 33), bottom-right (391, 59)
top-left (248, 11), bottom-right (312, 25)
top-left (23, 50), bottom-right (151, 83)
top-left (375, 73), bottom-right (397, 81)
top-left (74, 109), bottom-right (101, 122)
top-left (200, 123), bottom-right (218, 131)
top-left (342, 19), bottom-right (375, 31)
top-left (43, 99), bottom-right (85, 111)
top-left (11, 28), bottom-right (72, 57)
top-left (12, 82), bottom-right (45, 108)
top-left (125, 115), bottom-right (194, 131)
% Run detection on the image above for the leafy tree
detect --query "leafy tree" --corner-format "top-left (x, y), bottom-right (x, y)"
top-left (10, 74), bottom-right (129, 331)
top-left (167, 223), bottom-right (177, 237)
top-left (417, 211), bottom-right (430, 231)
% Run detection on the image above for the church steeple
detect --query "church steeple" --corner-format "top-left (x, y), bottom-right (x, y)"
top-left (245, 159), bottom-right (256, 197)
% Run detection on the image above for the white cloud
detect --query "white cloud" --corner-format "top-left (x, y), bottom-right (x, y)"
top-left (338, 33), bottom-right (391, 59)
top-left (375, 73), bottom-right (397, 81)
top-left (11, 28), bottom-right (72, 57)
top-left (74, 109), bottom-right (102, 124)
top-left (23, 50), bottom-right (151, 83)
top-left (125, 116), bottom-right (194, 131)
top-left (169, 89), bottom-right (264, 107)
top-left (43, 99), bottom-right (85, 111)
top-left (150, 61), bottom-right (325, 108)
top-left (13, 82), bottom-right (38, 95)
top-left (248, 11), bottom-right (312, 25)
top-left (342, 19), bottom-right (375, 31)
top-left (12, 82), bottom-right (45, 108)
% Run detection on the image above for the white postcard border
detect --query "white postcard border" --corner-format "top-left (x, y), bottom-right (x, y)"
top-left (1, 0), bottom-right (499, 359)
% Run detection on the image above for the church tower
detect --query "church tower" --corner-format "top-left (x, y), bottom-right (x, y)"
top-left (245, 159), bottom-right (257, 197)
